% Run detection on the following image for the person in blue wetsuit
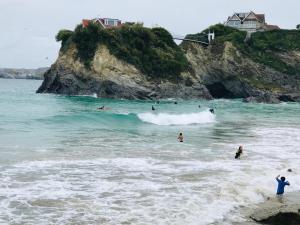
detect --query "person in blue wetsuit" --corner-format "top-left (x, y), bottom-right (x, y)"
top-left (276, 175), bottom-right (290, 195)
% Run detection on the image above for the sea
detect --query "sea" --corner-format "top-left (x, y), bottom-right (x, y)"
top-left (0, 79), bottom-right (299, 225)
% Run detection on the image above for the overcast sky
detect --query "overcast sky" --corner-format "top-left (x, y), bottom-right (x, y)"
top-left (0, 0), bottom-right (299, 68)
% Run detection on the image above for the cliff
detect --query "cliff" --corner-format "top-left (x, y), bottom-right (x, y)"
top-left (182, 25), bottom-right (300, 102)
top-left (37, 24), bottom-right (300, 102)
top-left (37, 23), bottom-right (211, 100)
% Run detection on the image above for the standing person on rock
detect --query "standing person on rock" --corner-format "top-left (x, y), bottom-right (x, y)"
top-left (276, 175), bottom-right (290, 196)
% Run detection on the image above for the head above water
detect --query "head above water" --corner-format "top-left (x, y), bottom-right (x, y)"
top-left (281, 177), bottom-right (286, 181)
top-left (179, 133), bottom-right (182, 135)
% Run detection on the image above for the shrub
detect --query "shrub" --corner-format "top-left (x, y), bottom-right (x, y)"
top-left (55, 29), bottom-right (74, 47)
top-left (60, 22), bottom-right (189, 79)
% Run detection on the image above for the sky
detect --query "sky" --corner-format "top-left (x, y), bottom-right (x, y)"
top-left (0, 0), bottom-right (299, 69)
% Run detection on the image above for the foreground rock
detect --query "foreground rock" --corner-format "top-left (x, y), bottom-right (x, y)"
top-left (250, 192), bottom-right (300, 225)
top-left (37, 44), bottom-right (212, 100)
top-left (0, 67), bottom-right (48, 80)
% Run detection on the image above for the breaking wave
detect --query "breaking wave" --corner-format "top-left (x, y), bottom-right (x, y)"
top-left (137, 111), bottom-right (215, 125)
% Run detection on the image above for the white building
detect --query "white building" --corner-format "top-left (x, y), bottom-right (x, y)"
top-left (225, 11), bottom-right (279, 33)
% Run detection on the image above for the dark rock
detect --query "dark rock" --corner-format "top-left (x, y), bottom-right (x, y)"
top-left (243, 93), bottom-right (281, 104)
top-left (250, 192), bottom-right (300, 225)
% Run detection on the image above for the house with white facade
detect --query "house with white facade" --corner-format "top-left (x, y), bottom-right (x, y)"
top-left (82, 17), bottom-right (122, 29)
top-left (225, 11), bottom-right (279, 33)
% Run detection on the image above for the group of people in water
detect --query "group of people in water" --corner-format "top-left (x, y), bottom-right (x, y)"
top-left (97, 101), bottom-right (291, 197)
top-left (176, 136), bottom-right (291, 196)
top-left (151, 101), bottom-right (215, 114)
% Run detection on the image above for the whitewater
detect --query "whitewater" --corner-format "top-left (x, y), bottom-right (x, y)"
top-left (0, 79), bottom-right (299, 225)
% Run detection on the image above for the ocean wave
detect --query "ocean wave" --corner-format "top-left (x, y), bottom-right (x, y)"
top-left (137, 111), bottom-right (215, 125)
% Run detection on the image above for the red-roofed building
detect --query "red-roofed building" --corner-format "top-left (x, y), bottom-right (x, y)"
top-left (225, 11), bottom-right (280, 33)
top-left (82, 17), bottom-right (123, 29)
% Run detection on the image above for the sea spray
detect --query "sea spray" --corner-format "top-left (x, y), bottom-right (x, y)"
top-left (137, 111), bottom-right (215, 125)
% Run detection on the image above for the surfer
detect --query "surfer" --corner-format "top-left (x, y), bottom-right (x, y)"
top-left (152, 105), bottom-right (156, 111)
top-left (235, 146), bottom-right (243, 159)
top-left (177, 133), bottom-right (184, 142)
top-left (276, 175), bottom-right (290, 195)
top-left (98, 106), bottom-right (111, 111)
top-left (209, 108), bottom-right (215, 114)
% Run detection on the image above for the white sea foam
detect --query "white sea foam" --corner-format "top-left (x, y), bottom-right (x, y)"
top-left (137, 111), bottom-right (215, 125)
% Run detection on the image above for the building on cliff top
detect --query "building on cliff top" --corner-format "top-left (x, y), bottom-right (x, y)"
top-left (82, 17), bottom-right (122, 28)
top-left (225, 11), bottom-right (280, 33)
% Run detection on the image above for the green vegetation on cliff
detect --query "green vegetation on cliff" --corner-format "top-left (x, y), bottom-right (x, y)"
top-left (186, 24), bottom-right (300, 74)
top-left (56, 23), bottom-right (189, 80)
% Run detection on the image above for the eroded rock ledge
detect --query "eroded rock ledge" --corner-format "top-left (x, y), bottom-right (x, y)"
top-left (250, 192), bottom-right (300, 225)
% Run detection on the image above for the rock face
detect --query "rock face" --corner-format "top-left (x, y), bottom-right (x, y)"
top-left (250, 192), bottom-right (300, 225)
top-left (37, 40), bottom-right (300, 102)
top-left (182, 41), bottom-right (300, 103)
top-left (37, 44), bottom-right (212, 100)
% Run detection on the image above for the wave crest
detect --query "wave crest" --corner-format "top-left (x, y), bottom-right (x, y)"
top-left (137, 111), bottom-right (215, 125)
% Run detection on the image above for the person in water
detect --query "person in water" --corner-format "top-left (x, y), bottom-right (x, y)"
top-left (98, 106), bottom-right (105, 110)
top-left (177, 133), bottom-right (184, 142)
top-left (276, 175), bottom-right (290, 195)
top-left (152, 105), bottom-right (156, 111)
top-left (209, 108), bottom-right (215, 114)
top-left (235, 146), bottom-right (243, 159)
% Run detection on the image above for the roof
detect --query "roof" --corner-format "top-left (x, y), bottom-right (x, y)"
top-left (227, 11), bottom-right (265, 23)
top-left (101, 18), bottom-right (121, 21)
top-left (265, 24), bottom-right (280, 30)
top-left (82, 19), bottom-right (91, 27)
top-left (254, 14), bottom-right (265, 22)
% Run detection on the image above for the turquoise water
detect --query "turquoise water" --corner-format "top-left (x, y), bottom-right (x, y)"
top-left (0, 79), bottom-right (299, 224)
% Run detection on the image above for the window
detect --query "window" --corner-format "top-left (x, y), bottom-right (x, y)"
top-left (105, 19), bottom-right (117, 26)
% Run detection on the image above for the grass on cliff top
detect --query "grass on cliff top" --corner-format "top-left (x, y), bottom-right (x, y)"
top-left (185, 24), bottom-right (300, 75)
top-left (56, 23), bottom-right (189, 80)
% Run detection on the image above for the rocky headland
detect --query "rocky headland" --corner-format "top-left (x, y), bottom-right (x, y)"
top-left (37, 23), bottom-right (300, 102)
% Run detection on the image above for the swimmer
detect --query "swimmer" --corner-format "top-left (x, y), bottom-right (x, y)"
top-left (235, 146), bottom-right (243, 159)
top-left (152, 105), bottom-right (156, 111)
top-left (209, 108), bottom-right (215, 114)
top-left (97, 106), bottom-right (111, 111)
top-left (174, 101), bottom-right (178, 105)
top-left (177, 133), bottom-right (184, 142)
